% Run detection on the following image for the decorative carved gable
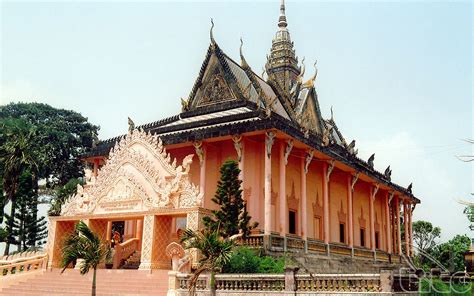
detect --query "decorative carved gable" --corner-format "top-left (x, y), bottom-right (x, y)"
top-left (61, 129), bottom-right (203, 216)
top-left (190, 54), bottom-right (237, 109)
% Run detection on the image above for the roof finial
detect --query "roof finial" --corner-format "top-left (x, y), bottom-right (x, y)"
top-left (302, 60), bottom-right (318, 88)
top-left (210, 18), bottom-right (215, 45)
top-left (278, 0), bottom-right (288, 28)
top-left (240, 37), bottom-right (249, 69)
top-left (330, 106), bottom-right (334, 121)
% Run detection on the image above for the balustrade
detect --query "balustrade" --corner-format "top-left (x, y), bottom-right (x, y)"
top-left (113, 238), bottom-right (139, 269)
top-left (238, 234), bottom-right (264, 248)
top-left (295, 274), bottom-right (381, 292)
top-left (0, 252), bottom-right (47, 277)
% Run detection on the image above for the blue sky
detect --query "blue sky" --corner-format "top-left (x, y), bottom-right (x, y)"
top-left (1, 1), bottom-right (472, 243)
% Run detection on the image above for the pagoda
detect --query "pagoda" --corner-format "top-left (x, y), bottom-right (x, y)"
top-left (47, 0), bottom-right (419, 272)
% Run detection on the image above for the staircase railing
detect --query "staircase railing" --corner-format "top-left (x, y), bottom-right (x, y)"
top-left (113, 238), bottom-right (139, 269)
top-left (0, 252), bottom-right (47, 279)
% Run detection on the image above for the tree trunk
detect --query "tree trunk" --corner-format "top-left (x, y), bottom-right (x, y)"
top-left (210, 271), bottom-right (216, 296)
top-left (91, 267), bottom-right (97, 296)
top-left (4, 199), bottom-right (16, 255)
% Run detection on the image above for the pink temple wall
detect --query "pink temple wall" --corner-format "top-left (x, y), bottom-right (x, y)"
top-left (329, 170), bottom-right (348, 243)
top-left (353, 182), bottom-right (370, 248)
top-left (307, 160), bottom-right (323, 240)
top-left (164, 137), bottom-right (395, 253)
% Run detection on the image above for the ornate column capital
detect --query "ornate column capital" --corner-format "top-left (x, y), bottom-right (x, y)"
top-left (193, 141), bottom-right (205, 166)
top-left (304, 149), bottom-right (314, 174)
top-left (284, 139), bottom-right (293, 165)
top-left (232, 135), bottom-right (243, 162)
top-left (265, 131), bottom-right (276, 158)
top-left (350, 172), bottom-right (360, 192)
top-left (371, 184), bottom-right (380, 201)
top-left (326, 160), bottom-right (335, 181)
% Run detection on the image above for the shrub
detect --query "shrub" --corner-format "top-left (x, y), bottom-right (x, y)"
top-left (420, 278), bottom-right (473, 296)
top-left (222, 247), bottom-right (285, 274)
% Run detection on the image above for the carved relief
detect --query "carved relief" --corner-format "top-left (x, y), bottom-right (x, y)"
top-left (287, 182), bottom-right (299, 210)
top-left (193, 141), bottom-right (204, 166)
top-left (304, 149), bottom-right (314, 174)
top-left (284, 139), bottom-right (293, 165)
top-left (139, 215), bottom-right (155, 270)
top-left (232, 135), bottom-right (243, 162)
top-left (61, 129), bottom-right (203, 216)
top-left (265, 131), bottom-right (276, 158)
top-left (198, 73), bottom-right (233, 106)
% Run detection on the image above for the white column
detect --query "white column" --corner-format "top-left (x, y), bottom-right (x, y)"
top-left (264, 132), bottom-right (275, 235)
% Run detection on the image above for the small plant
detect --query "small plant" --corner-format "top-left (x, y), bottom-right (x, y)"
top-left (222, 247), bottom-right (285, 274)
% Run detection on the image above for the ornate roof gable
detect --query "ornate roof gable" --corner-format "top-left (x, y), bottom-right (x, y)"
top-left (61, 129), bottom-right (203, 216)
top-left (185, 44), bottom-right (245, 111)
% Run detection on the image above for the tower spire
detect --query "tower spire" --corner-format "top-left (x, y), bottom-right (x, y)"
top-left (278, 0), bottom-right (287, 28)
top-left (265, 0), bottom-right (300, 95)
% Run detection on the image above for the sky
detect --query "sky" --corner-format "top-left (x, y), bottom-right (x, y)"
top-left (0, 0), bottom-right (472, 246)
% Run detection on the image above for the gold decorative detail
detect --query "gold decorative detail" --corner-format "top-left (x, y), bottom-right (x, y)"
top-left (181, 97), bottom-right (189, 112)
top-left (322, 125), bottom-right (333, 147)
top-left (302, 60), bottom-right (318, 88)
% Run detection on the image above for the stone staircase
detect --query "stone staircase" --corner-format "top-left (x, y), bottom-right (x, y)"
top-left (121, 250), bottom-right (141, 269)
top-left (1, 268), bottom-right (169, 296)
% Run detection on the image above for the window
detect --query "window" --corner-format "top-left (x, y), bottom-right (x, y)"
top-left (339, 223), bottom-right (345, 243)
top-left (375, 232), bottom-right (380, 249)
top-left (289, 211), bottom-right (296, 234)
top-left (360, 228), bottom-right (365, 247)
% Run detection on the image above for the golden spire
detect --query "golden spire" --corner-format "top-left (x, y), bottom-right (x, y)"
top-left (278, 0), bottom-right (288, 28)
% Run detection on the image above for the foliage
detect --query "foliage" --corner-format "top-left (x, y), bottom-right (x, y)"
top-left (3, 171), bottom-right (47, 251)
top-left (420, 278), bottom-right (472, 296)
top-left (180, 228), bottom-right (234, 296)
top-left (413, 220), bottom-right (442, 253)
top-left (0, 227), bottom-right (7, 242)
top-left (0, 118), bottom-right (41, 254)
top-left (431, 235), bottom-right (471, 273)
top-left (203, 160), bottom-right (257, 239)
top-left (61, 221), bottom-right (109, 296)
top-left (48, 178), bottom-right (83, 216)
top-left (222, 247), bottom-right (284, 274)
top-left (0, 102), bottom-right (99, 187)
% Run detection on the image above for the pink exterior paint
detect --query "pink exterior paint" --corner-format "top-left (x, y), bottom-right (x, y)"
top-left (347, 175), bottom-right (354, 248)
top-left (279, 142), bottom-right (287, 236)
top-left (322, 163), bottom-right (329, 244)
top-left (300, 156), bottom-right (307, 239)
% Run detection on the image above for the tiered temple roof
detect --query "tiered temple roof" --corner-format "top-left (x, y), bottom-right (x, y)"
top-left (85, 0), bottom-right (419, 204)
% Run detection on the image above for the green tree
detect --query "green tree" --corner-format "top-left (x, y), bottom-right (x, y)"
top-left (180, 228), bottom-right (234, 296)
top-left (0, 102), bottom-right (99, 187)
top-left (413, 221), bottom-right (441, 254)
top-left (0, 118), bottom-right (40, 254)
top-left (202, 160), bottom-right (257, 238)
top-left (61, 221), bottom-right (109, 296)
top-left (49, 178), bottom-right (83, 216)
top-left (431, 235), bottom-right (470, 272)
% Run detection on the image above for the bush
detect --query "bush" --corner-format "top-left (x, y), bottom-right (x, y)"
top-left (222, 247), bottom-right (285, 274)
top-left (420, 278), bottom-right (473, 296)
top-left (420, 278), bottom-right (451, 295)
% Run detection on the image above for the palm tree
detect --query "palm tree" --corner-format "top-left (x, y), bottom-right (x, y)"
top-left (61, 221), bottom-right (109, 296)
top-left (0, 118), bottom-right (39, 254)
top-left (180, 228), bottom-right (235, 296)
